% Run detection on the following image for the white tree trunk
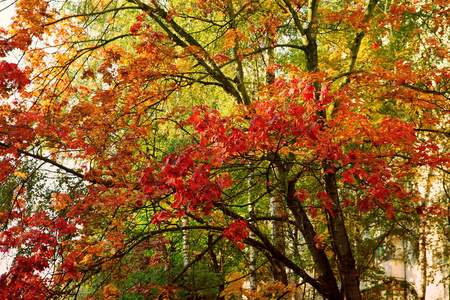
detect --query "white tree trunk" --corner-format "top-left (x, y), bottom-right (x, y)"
top-left (182, 214), bottom-right (190, 267)
top-left (248, 171), bottom-right (257, 292)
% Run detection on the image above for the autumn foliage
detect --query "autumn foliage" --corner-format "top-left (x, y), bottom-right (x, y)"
top-left (0, 0), bottom-right (450, 299)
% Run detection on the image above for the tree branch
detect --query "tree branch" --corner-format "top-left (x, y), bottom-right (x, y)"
top-left (282, 0), bottom-right (308, 46)
top-left (172, 235), bottom-right (222, 284)
top-left (128, 0), bottom-right (247, 104)
top-left (405, 84), bottom-right (448, 96)
top-left (44, 6), bottom-right (139, 27)
top-left (348, 0), bottom-right (379, 72)
top-left (0, 142), bottom-right (85, 180)
top-left (415, 128), bottom-right (450, 135)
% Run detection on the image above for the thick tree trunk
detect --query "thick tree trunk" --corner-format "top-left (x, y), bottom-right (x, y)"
top-left (324, 167), bottom-right (361, 300)
top-left (285, 179), bottom-right (341, 299)
top-left (296, 0), bottom-right (362, 295)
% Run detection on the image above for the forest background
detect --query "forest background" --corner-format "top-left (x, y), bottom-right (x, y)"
top-left (0, 0), bottom-right (450, 299)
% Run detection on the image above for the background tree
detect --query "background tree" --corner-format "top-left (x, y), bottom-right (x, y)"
top-left (0, 0), bottom-right (450, 299)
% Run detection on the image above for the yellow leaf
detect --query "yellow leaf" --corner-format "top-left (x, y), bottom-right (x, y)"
top-left (221, 272), bottom-right (245, 299)
top-left (13, 170), bottom-right (27, 179)
top-left (102, 283), bottom-right (119, 298)
top-left (223, 29), bottom-right (249, 50)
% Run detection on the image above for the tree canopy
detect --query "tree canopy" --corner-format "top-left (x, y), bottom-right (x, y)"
top-left (0, 0), bottom-right (450, 299)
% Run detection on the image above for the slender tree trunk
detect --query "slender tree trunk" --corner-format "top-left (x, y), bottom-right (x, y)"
top-left (265, 37), bottom-right (288, 286)
top-left (228, 0), bottom-right (251, 105)
top-left (419, 169), bottom-right (433, 300)
top-left (156, 224), bottom-right (172, 280)
top-left (182, 214), bottom-right (190, 283)
top-left (208, 235), bottom-right (225, 300)
top-left (270, 192), bottom-right (288, 285)
top-left (266, 39), bottom-right (275, 85)
top-left (248, 170), bottom-right (257, 292)
top-left (154, 205), bottom-right (173, 281)
top-left (419, 227), bottom-right (427, 300)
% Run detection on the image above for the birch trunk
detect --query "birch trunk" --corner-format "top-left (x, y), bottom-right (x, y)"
top-left (248, 171), bottom-right (257, 292)
top-left (270, 192), bottom-right (288, 284)
top-left (182, 214), bottom-right (190, 282)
